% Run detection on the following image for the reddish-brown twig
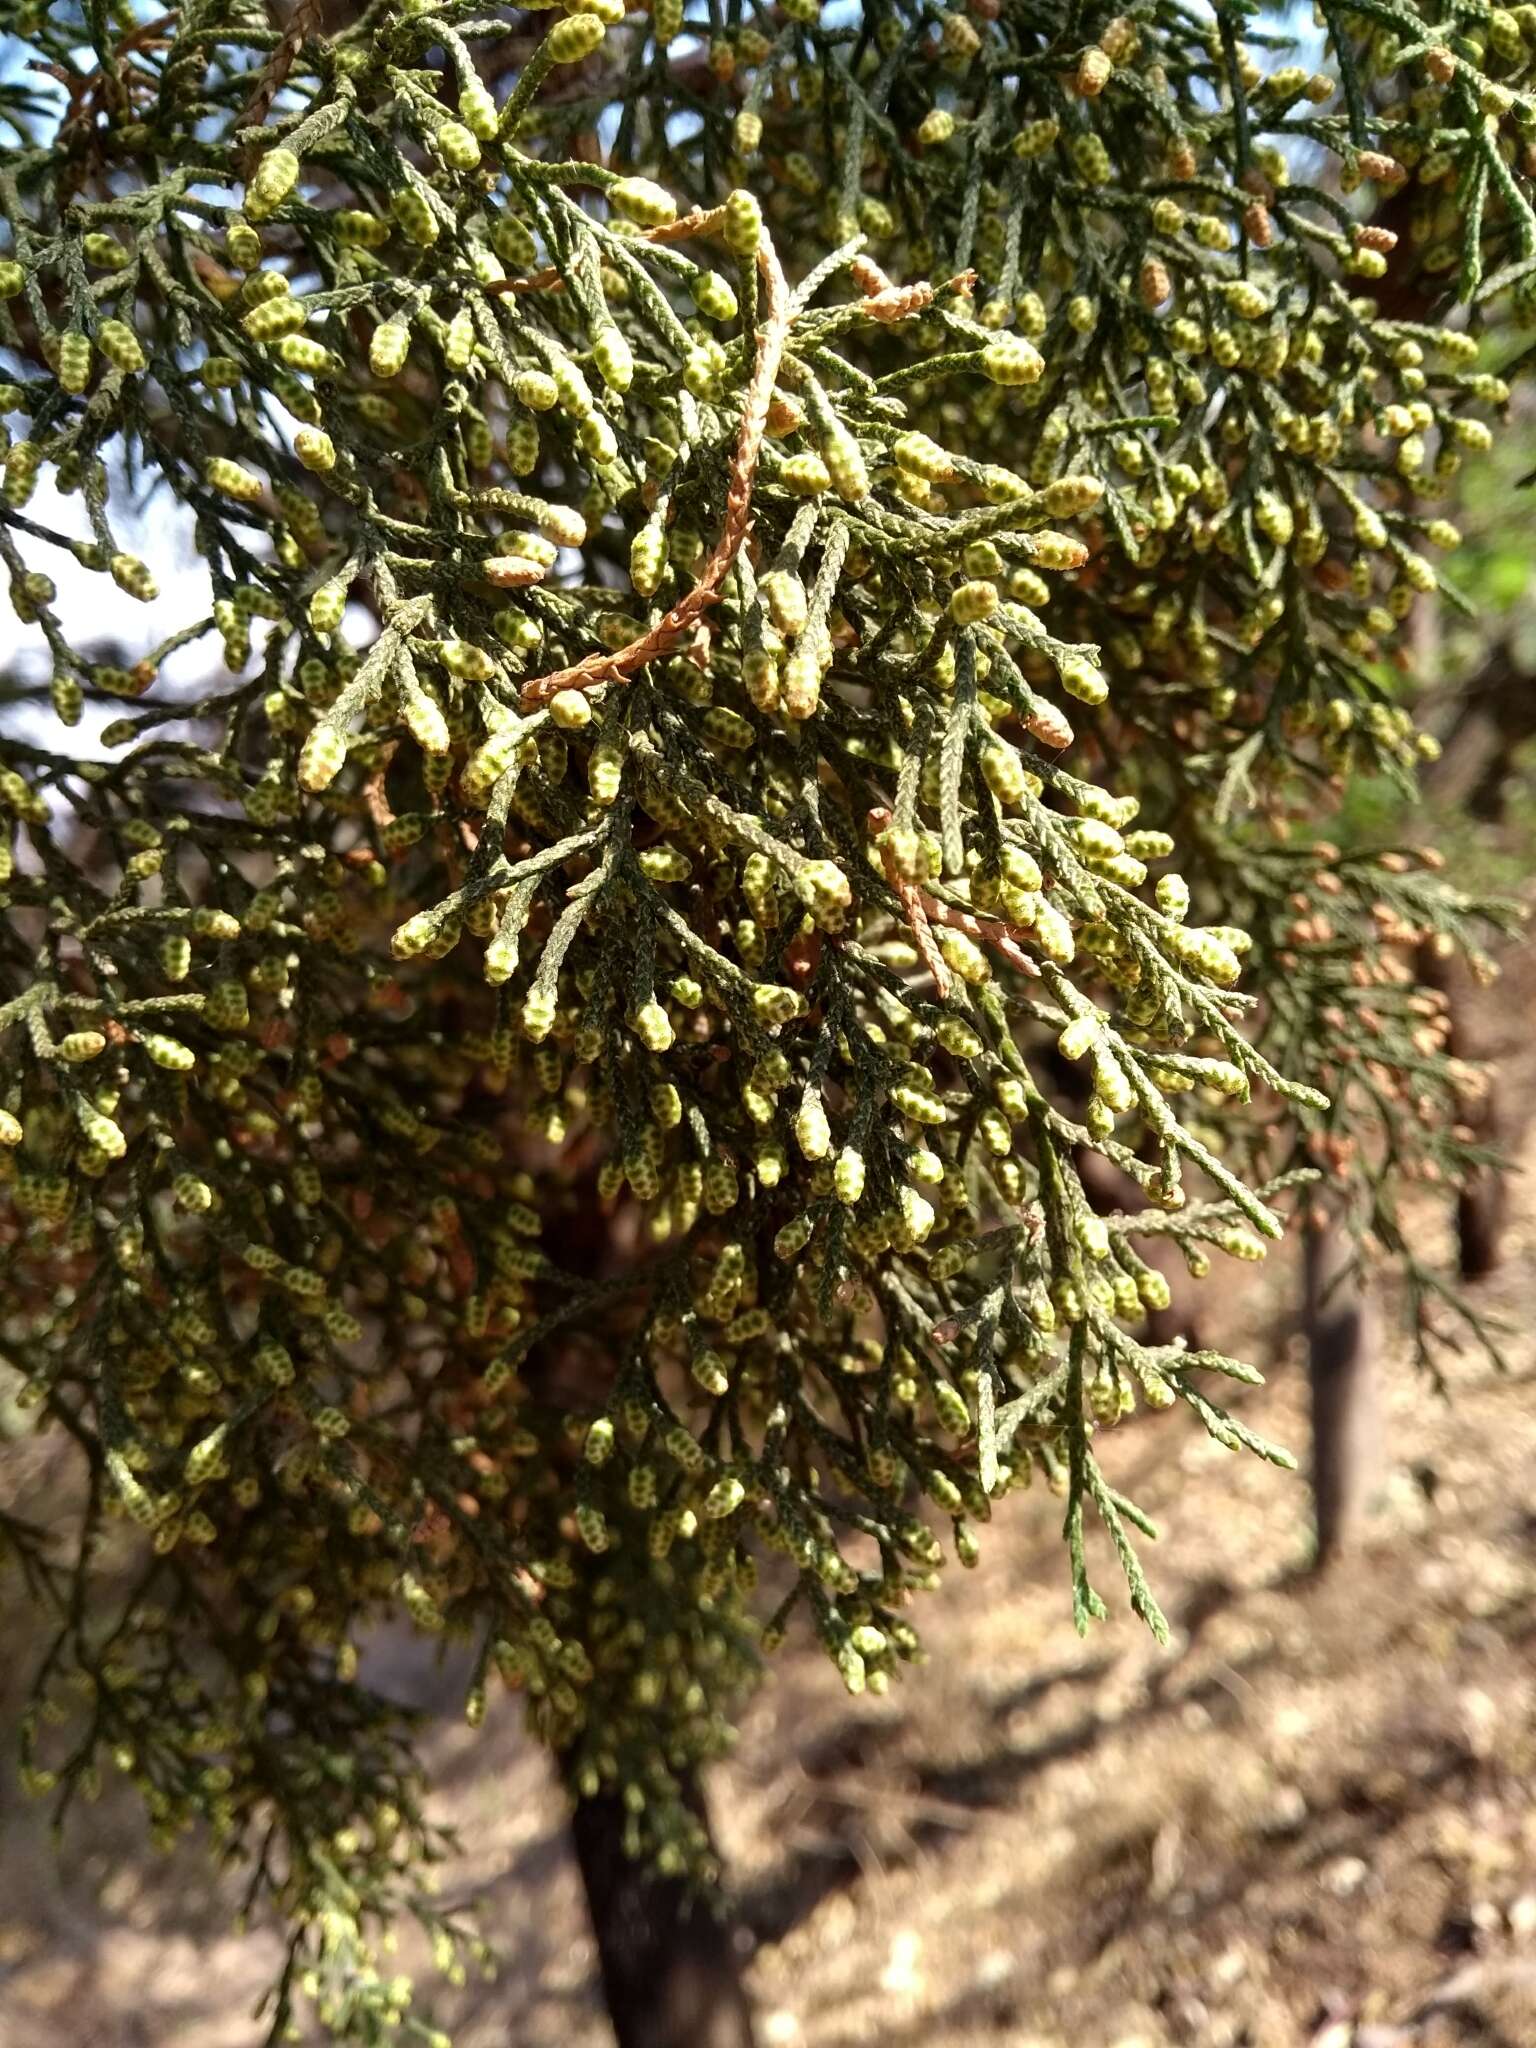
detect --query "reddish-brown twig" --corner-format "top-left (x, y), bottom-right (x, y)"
top-left (239, 0), bottom-right (323, 140)
top-left (517, 205), bottom-right (791, 709)
top-left (360, 741), bottom-right (397, 834)
top-left (920, 894), bottom-right (1041, 979)
top-left (866, 806), bottom-right (1041, 989)
top-left (869, 806), bottom-right (952, 997)
top-left (485, 263), bottom-right (567, 298)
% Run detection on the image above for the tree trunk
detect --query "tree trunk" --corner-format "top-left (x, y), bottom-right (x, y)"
top-left (1303, 1213), bottom-right (1382, 1570)
top-left (1456, 1142), bottom-right (1507, 1283)
top-left (569, 1773), bottom-right (757, 2048)
top-left (1415, 940), bottom-right (1508, 1282)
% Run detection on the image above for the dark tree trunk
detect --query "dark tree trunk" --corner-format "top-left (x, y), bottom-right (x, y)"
top-left (569, 1774), bottom-right (757, 2048)
top-left (1303, 1213), bottom-right (1382, 1570)
top-left (1452, 1023), bottom-right (1507, 1284)
top-left (1456, 1153), bottom-right (1506, 1283)
top-left (1415, 940), bottom-right (1509, 1283)
top-left (1413, 642), bottom-right (1536, 1277)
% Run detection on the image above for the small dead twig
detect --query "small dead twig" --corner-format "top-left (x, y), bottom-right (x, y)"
top-left (240, 0), bottom-right (324, 145)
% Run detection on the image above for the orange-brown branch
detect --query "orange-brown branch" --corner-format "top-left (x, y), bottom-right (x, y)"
top-left (921, 894), bottom-right (1042, 979)
top-left (517, 205), bottom-right (790, 709)
top-left (869, 809), bottom-right (951, 997)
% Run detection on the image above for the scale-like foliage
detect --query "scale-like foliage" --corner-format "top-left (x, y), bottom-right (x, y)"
top-left (0, 0), bottom-right (1528, 2035)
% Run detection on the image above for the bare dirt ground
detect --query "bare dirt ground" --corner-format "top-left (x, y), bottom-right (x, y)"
top-left (6, 972), bottom-right (1536, 2048)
